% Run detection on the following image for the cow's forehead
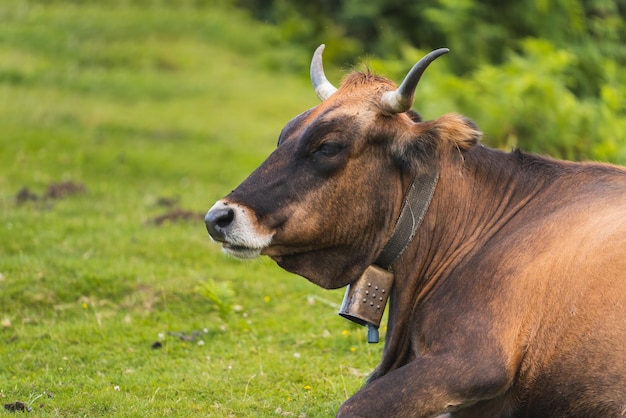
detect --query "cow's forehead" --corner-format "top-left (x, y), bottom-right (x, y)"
top-left (278, 104), bottom-right (381, 149)
top-left (339, 71), bottom-right (397, 94)
top-left (278, 74), bottom-right (398, 146)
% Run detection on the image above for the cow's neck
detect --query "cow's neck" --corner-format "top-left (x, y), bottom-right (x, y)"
top-left (375, 146), bottom-right (554, 379)
top-left (339, 166), bottom-right (440, 343)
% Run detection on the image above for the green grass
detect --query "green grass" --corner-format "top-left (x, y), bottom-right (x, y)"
top-left (0, 2), bottom-right (382, 416)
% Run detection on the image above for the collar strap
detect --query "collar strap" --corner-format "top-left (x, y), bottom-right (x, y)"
top-left (375, 168), bottom-right (439, 270)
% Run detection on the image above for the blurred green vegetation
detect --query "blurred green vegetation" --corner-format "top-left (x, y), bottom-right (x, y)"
top-left (238, 0), bottom-right (626, 162)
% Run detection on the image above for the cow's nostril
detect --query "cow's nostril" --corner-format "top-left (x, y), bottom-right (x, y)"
top-left (205, 207), bottom-right (235, 241)
top-left (216, 209), bottom-right (234, 228)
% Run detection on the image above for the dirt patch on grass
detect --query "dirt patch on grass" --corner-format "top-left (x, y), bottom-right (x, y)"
top-left (15, 187), bottom-right (39, 204)
top-left (15, 181), bottom-right (86, 204)
top-left (45, 181), bottom-right (86, 199)
top-left (4, 391), bottom-right (54, 413)
top-left (148, 208), bottom-right (204, 225)
top-left (4, 401), bottom-right (31, 412)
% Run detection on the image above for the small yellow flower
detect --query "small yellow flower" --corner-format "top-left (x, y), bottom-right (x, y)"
top-left (81, 303), bottom-right (88, 310)
top-left (341, 329), bottom-right (349, 336)
top-left (304, 385), bottom-right (311, 390)
top-left (350, 346), bottom-right (357, 353)
top-left (263, 296), bottom-right (270, 303)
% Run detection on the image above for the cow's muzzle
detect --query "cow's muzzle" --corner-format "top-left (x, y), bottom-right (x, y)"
top-left (205, 200), bottom-right (273, 260)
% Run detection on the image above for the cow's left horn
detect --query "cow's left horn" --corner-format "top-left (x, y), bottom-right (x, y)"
top-left (381, 48), bottom-right (449, 114)
top-left (310, 44), bottom-right (337, 101)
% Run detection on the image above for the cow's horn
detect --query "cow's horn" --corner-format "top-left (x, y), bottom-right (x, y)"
top-left (310, 44), bottom-right (337, 101)
top-left (381, 48), bottom-right (449, 114)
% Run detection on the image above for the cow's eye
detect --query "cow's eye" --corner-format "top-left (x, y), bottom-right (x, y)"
top-left (314, 142), bottom-right (343, 157)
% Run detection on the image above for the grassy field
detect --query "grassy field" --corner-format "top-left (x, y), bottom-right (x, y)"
top-left (0, 2), bottom-right (382, 416)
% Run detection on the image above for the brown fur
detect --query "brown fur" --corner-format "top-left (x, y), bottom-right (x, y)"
top-left (210, 69), bottom-right (626, 417)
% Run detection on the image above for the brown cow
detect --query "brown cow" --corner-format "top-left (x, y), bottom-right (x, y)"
top-left (205, 45), bottom-right (626, 417)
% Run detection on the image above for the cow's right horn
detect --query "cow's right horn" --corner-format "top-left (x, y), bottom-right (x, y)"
top-left (381, 48), bottom-right (449, 114)
top-left (310, 44), bottom-right (337, 101)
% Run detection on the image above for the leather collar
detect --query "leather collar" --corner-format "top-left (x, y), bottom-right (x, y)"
top-left (375, 168), bottom-right (440, 270)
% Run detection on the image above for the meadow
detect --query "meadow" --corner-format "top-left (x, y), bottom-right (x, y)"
top-left (0, 2), bottom-right (383, 416)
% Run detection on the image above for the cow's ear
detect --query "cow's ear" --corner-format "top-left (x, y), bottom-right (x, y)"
top-left (431, 113), bottom-right (482, 150)
top-left (391, 113), bottom-right (482, 172)
top-left (405, 109), bottom-right (423, 123)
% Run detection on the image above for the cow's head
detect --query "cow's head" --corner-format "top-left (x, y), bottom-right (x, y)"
top-left (206, 45), bottom-right (481, 289)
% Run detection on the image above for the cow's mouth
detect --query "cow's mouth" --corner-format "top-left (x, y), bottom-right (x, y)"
top-left (223, 242), bottom-right (305, 262)
top-left (222, 242), bottom-right (263, 260)
top-left (260, 244), bottom-right (316, 258)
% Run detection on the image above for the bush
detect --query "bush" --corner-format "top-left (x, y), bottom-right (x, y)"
top-left (236, 0), bottom-right (626, 163)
